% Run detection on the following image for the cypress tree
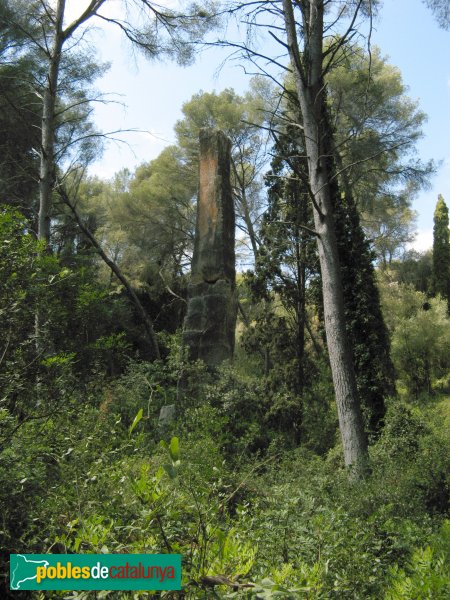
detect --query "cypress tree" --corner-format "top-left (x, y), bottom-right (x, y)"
top-left (332, 188), bottom-right (396, 435)
top-left (256, 125), bottom-right (319, 396)
top-left (242, 125), bottom-right (322, 445)
top-left (322, 106), bottom-right (395, 437)
top-left (432, 195), bottom-right (450, 313)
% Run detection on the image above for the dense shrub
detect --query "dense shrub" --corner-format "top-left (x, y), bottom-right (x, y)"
top-left (379, 278), bottom-right (450, 397)
top-left (1, 217), bottom-right (449, 598)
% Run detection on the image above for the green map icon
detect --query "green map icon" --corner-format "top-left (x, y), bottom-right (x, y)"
top-left (10, 554), bottom-right (50, 590)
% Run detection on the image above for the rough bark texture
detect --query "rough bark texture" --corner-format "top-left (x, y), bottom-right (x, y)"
top-left (231, 158), bottom-right (259, 264)
top-left (282, 0), bottom-right (368, 477)
top-left (38, 0), bottom-right (66, 244)
top-left (183, 129), bottom-right (237, 366)
top-left (38, 0), bottom-right (107, 245)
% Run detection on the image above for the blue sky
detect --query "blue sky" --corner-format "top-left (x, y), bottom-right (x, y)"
top-left (371, 0), bottom-right (450, 249)
top-left (68, 0), bottom-right (450, 250)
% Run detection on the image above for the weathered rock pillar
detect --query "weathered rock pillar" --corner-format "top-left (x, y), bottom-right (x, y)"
top-left (183, 128), bottom-right (237, 366)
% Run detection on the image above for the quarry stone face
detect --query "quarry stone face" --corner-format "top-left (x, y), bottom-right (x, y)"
top-left (183, 129), bottom-right (237, 366)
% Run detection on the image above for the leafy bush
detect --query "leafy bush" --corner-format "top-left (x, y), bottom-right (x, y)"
top-left (385, 521), bottom-right (450, 599)
top-left (380, 278), bottom-right (450, 396)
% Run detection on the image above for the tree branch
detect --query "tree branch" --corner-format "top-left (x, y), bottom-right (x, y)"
top-left (56, 181), bottom-right (160, 360)
top-left (62, 0), bottom-right (107, 41)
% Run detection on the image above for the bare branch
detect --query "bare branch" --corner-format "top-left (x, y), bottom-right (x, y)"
top-left (62, 0), bottom-right (107, 41)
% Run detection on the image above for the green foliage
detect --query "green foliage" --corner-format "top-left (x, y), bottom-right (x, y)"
top-left (389, 250), bottom-right (433, 294)
top-left (174, 83), bottom-right (269, 164)
top-left (433, 195), bottom-right (450, 312)
top-left (0, 208), bottom-right (43, 408)
top-left (382, 283), bottom-right (450, 396)
top-left (333, 189), bottom-right (396, 434)
top-left (424, 0), bottom-right (450, 29)
top-left (174, 82), bottom-right (271, 262)
top-left (1, 207), bottom-right (147, 391)
top-left (385, 521), bottom-right (450, 599)
top-left (1, 337), bottom-right (449, 599)
top-left (326, 45), bottom-right (432, 263)
top-left (77, 160), bottom-right (192, 334)
top-left (2, 2), bottom-right (449, 598)
top-left (0, 22), bottom-right (448, 600)
top-left (219, 393), bottom-right (448, 598)
top-left (251, 101), bottom-right (395, 437)
top-left (0, 1), bottom-right (43, 212)
top-left (248, 120), bottom-right (320, 402)
top-left (0, 57), bottom-right (41, 211)
top-left (372, 400), bottom-right (450, 516)
top-left (128, 407), bottom-right (144, 436)
top-left (203, 363), bottom-right (276, 454)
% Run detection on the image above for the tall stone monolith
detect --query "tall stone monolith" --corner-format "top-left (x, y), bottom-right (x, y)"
top-left (183, 128), bottom-right (237, 366)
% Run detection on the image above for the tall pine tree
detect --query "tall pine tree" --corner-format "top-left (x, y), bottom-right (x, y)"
top-left (324, 105), bottom-right (395, 436)
top-left (253, 100), bottom-right (395, 437)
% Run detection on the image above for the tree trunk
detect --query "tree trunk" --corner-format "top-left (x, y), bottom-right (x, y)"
top-left (295, 233), bottom-right (306, 393)
top-left (239, 189), bottom-right (259, 263)
top-left (282, 0), bottom-right (368, 477)
top-left (38, 0), bottom-right (66, 245)
top-left (231, 158), bottom-right (259, 264)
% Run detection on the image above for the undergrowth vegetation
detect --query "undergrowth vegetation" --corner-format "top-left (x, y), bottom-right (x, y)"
top-left (1, 347), bottom-right (449, 598)
top-left (1, 206), bottom-right (449, 598)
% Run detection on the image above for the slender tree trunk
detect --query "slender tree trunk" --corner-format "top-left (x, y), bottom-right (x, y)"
top-left (282, 0), bottom-right (368, 477)
top-left (239, 189), bottom-right (259, 263)
top-left (231, 158), bottom-right (259, 264)
top-left (35, 0), bottom-right (66, 362)
top-left (295, 234), bottom-right (305, 393)
top-left (38, 0), bottom-right (66, 245)
top-left (38, 0), bottom-right (108, 244)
